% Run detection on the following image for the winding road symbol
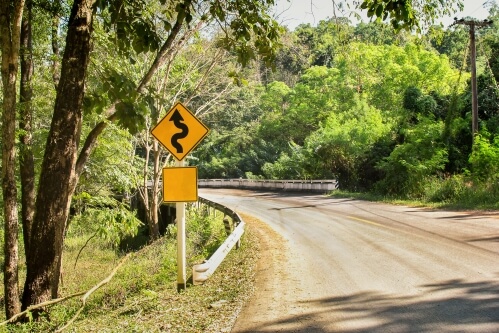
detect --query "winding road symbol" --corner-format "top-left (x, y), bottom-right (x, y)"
top-left (169, 109), bottom-right (189, 153)
top-left (150, 101), bottom-right (209, 161)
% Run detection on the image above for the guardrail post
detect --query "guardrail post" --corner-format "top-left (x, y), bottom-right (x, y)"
top-left (223, 216), bottom-right (232, 236)
top-left (235, 219), bottom-right (241, 249)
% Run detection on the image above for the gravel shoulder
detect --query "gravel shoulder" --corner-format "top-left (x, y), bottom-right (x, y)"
top-left (231, 213), bottom-right (290, 333)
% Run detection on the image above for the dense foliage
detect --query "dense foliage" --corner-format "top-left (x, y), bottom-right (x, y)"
top-left (196, 5), bottom-right (499, 205)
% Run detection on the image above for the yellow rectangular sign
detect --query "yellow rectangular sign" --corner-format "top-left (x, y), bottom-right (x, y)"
top-left (162, 167), bottom-right (198, 202)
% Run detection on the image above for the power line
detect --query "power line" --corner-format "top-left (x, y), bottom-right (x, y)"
top-left (478, 41), bottom-right (499, 108)
top-left (463, 1), bottom-right (490, 18)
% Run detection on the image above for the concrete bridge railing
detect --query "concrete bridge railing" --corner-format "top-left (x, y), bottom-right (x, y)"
top-left (198, 179), bottom-right (337, 193)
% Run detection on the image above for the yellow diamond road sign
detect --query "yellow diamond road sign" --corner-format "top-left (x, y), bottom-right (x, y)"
top-left (151, 102), bottom-right (209, 161)
top-left (163, 167), bottom-right (198, 202)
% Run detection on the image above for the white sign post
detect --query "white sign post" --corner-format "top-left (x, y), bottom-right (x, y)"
top-left (176, 159), bottom-right (187, 291)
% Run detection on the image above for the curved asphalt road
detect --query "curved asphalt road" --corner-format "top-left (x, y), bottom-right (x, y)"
top-left (200, 188), bottom-right (499, 333)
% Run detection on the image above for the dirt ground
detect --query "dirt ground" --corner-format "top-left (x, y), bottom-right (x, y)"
top-left (231, 214), bottom-right (294, 333)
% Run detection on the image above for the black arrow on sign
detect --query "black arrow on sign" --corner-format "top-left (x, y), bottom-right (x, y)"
top-left (169, 109), bottom-right (189, 153)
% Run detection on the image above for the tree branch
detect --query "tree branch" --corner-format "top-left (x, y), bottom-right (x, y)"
top-left (75, 13), bottom-right (204, 178)
top-left (55, 253), bottom-right (131, 332)
top-left (73, 231), bottom-right (97, 268)
top-left (0, 291), bottom-right (86, 326)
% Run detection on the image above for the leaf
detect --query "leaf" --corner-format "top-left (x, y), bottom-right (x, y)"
top-left (376, 4), bottom-right (383, 17)
top-left (115, 101), bottom-right (145, 135)
top-left (163, 20), bottom-right (172, 32)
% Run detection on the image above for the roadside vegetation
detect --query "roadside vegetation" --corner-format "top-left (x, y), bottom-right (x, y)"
top-left (0, 210), bottom-right (259, 332)
top-left (330, 182), bottom-right (499, 211)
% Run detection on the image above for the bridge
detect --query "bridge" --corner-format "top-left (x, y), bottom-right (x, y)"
top-left (198, 179), bottom-right (337, 193)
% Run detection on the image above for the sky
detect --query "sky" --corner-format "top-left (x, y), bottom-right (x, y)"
top-left (273, 0), bottom-right (494, 30)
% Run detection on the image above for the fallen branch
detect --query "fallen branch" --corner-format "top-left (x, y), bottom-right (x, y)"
top-left (74, 231), bottom-right (98, 268)
top-left (0, 253), bottom-right (131, 328)
top-left (55, 253), bottom-right (131, 332)
top-left (0, 291), bottom-right (86, 326)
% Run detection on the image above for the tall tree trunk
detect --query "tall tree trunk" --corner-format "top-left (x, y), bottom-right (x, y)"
top-left (49, 0), bottom-right (63, 296)
top-left (22, 0), bottom-right (96, 309)
top-left (20, 0), bottom-right (35, 257)
top-left (0, 0), bottom-right (25, 319)
top-left (136, 130), bottom-right (160, 240)
top-left (150, 140), bottom-right (161, 240)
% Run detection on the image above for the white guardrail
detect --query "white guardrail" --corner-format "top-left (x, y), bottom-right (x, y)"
top-left (192, 197), bottom-right (245, 285)
top-left (198, 179), bottom-right (338, 192)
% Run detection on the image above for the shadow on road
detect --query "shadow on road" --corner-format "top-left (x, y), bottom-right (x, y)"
top-left (235, 278), bottom-right (499, 333)
top-left (414, 210), bottom-right (499, 221)
top-left (245, 191), bottom-right (357, 211)
top-left (468, 236), bottom-right (499, 243)
top-left (267, 198), bottom-right (356, 211)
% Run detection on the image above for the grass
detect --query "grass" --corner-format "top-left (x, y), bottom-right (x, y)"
top-left (328, 190), bottom-right (444, 208)
top-left (329, 181), bottom-right (499, 211)
top-left (0, 209), bottom-right (261, 332)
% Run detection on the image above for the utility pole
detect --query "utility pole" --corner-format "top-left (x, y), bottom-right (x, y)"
top-left (453, 18), bottom-right (493, 142)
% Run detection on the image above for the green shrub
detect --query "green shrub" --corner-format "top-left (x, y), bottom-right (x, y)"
top-left (426, 175), bottom-right (467, 202)
top-left (375, 118), bottom-right (448, 198)
top-left (456, 180), bottom-right (499, 209)
top-left (186, 207), bottom-right (225, 260)
top-left (69, 193), bottom-right (143, 247)
top-left (469, 134), bottom-right (499, 182)
top-left (422, 174), bottom-right (499, 209)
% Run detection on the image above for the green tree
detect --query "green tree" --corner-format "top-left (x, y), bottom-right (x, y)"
top-left (257, 80), bottom-right (294, 152)
top-left (469, 133), bottom-right (499, 182)
top-left (354, 21), bottom-right (407, 46)
top-left (1, 0), bottom-right (283, 317)
top-left (242, 40), bottom-right (463, 184)
top-left (262, 142), bottom-right (309, 179)
top-left (376, 117), bottom-right (448, 197)
top-left (344, 43), bottom-right (462, 116)
top-left (294, 18), bottom-right (354, 67)
top-left (197, 82), bottom-right (269, 178)
top-left (270, 66), bottom-right (353, 147)
top-left (403, 86), bottom-right (438, 122)
top-left (429, 25), bottom-right (468, 69)
top-left (259, 30), bottom-right (312, 86)
top-left (302, 97), bottom-right (390, 188)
